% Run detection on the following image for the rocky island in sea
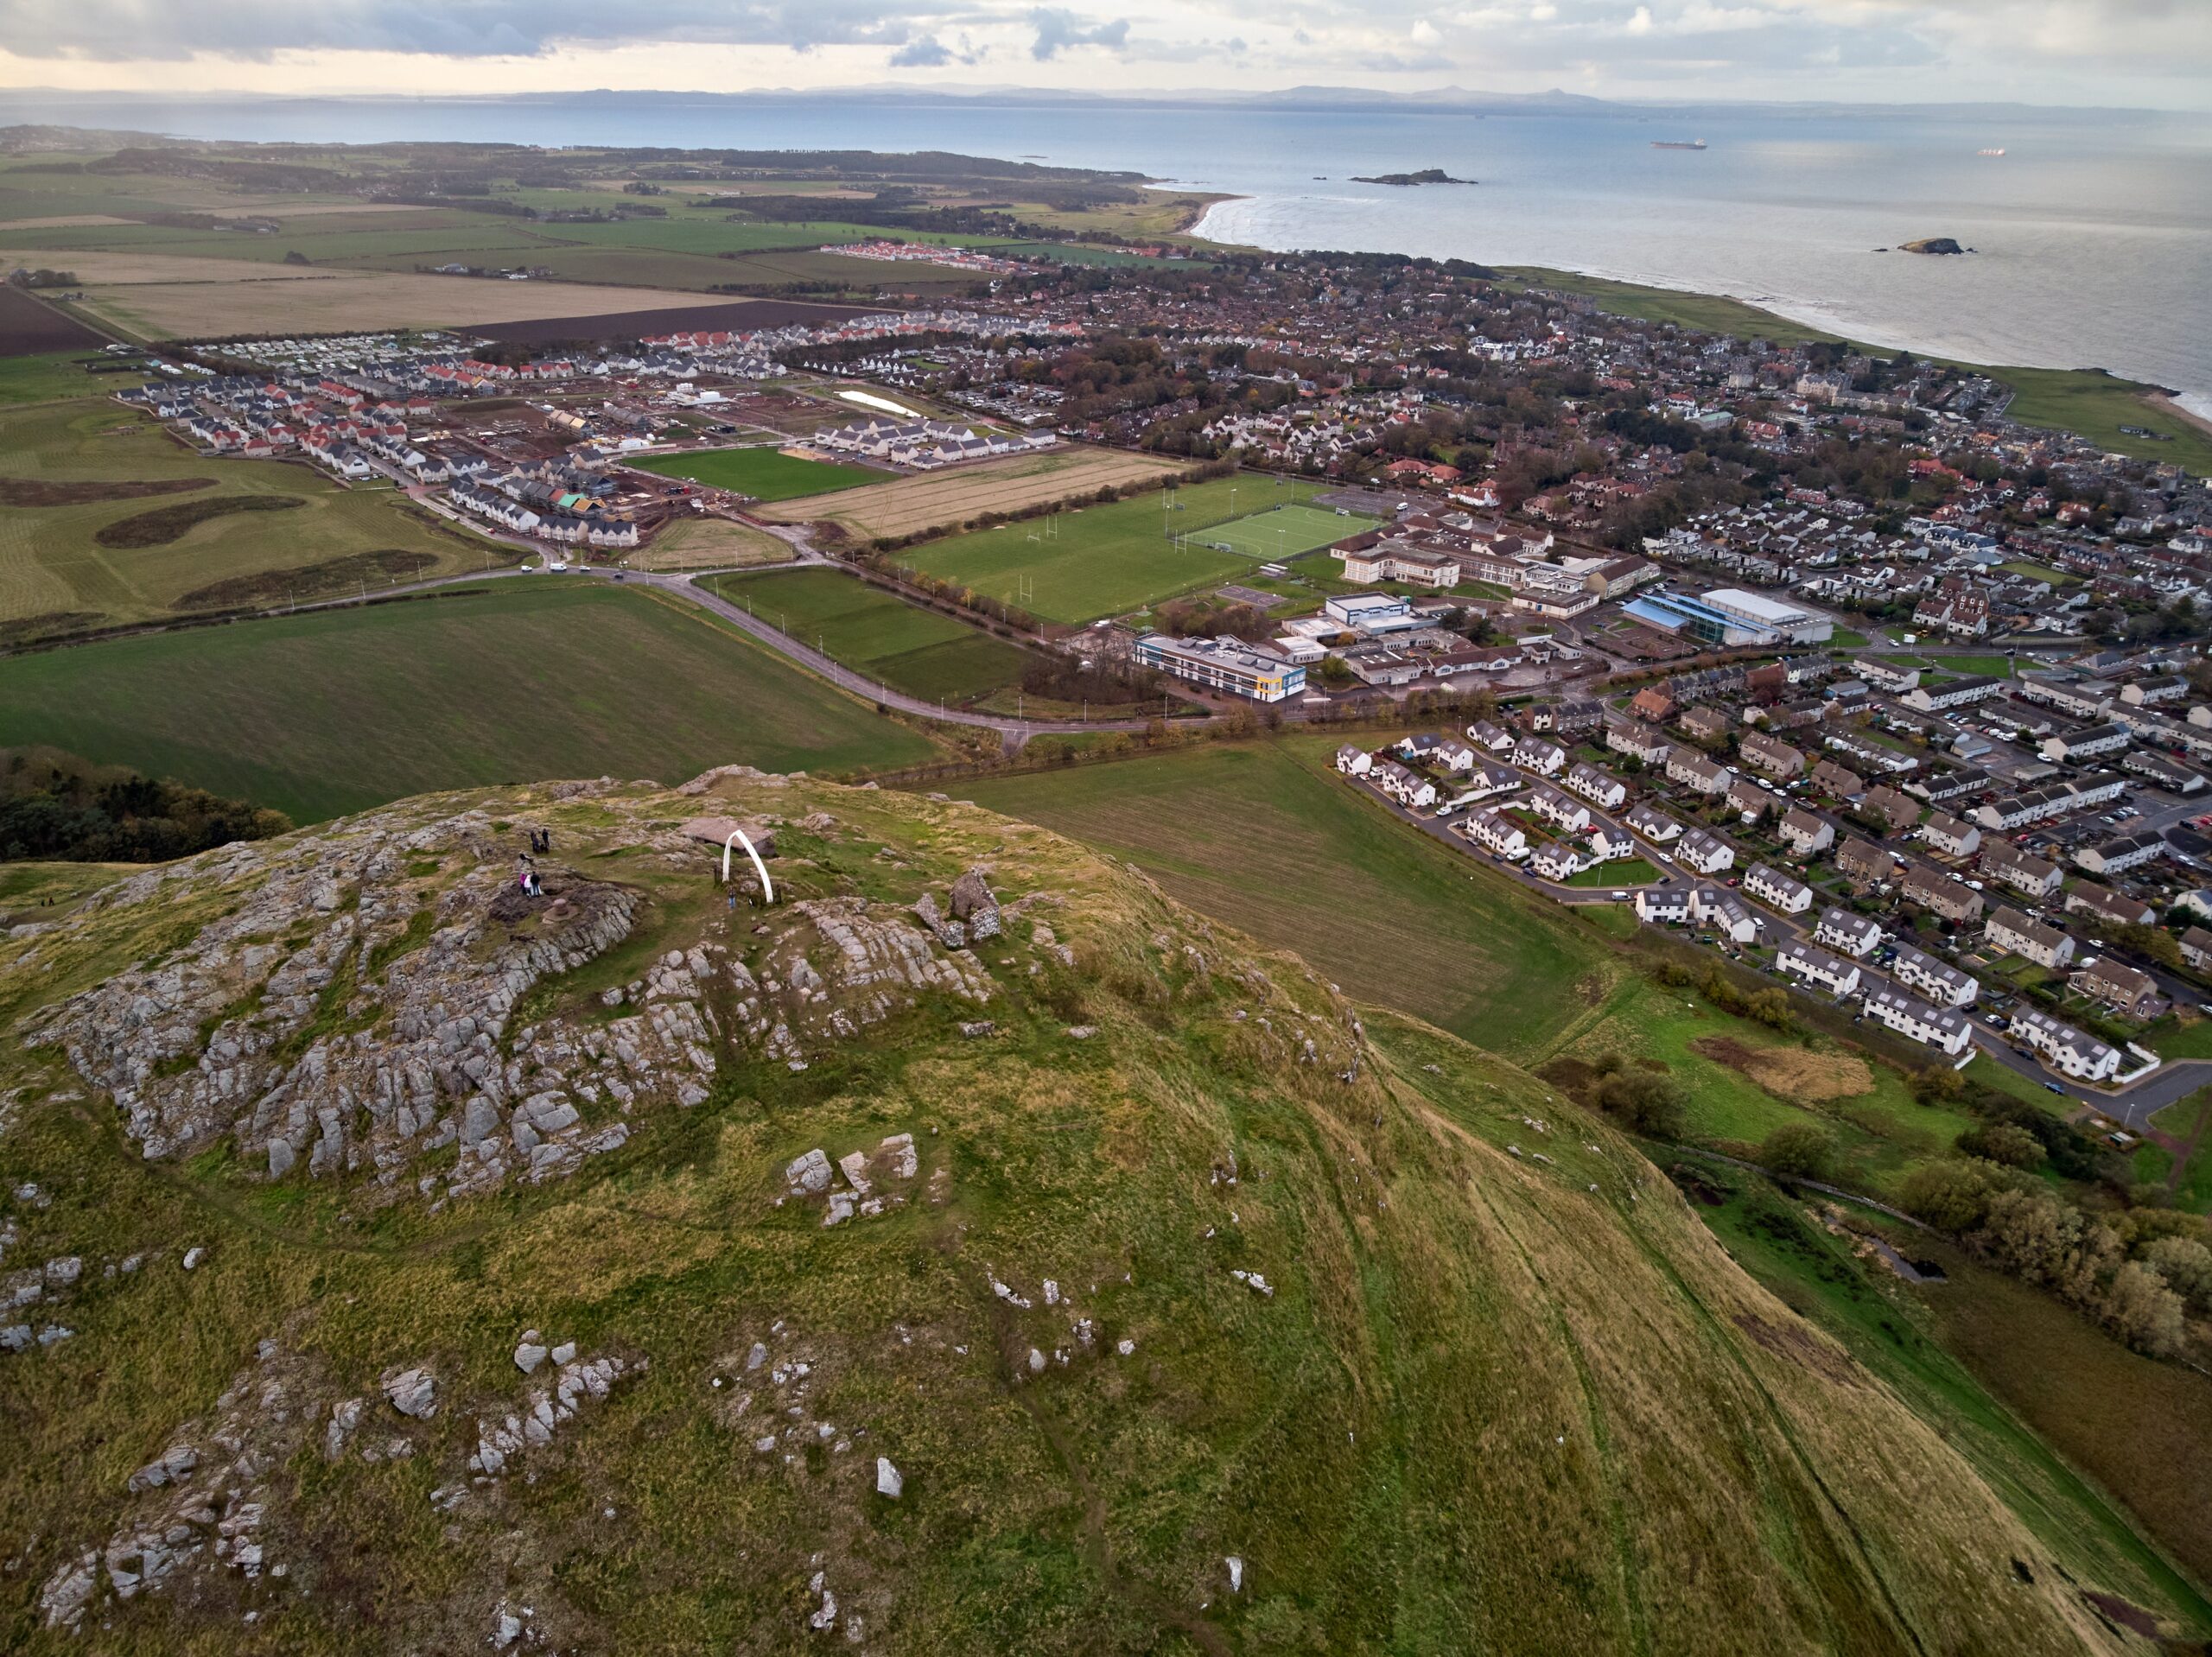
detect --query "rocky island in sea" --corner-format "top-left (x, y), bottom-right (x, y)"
top-left (1351, 168), bottom-right (1475, 186)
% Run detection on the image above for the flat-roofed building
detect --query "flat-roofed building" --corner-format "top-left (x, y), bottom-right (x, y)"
top-left (1133, 634), bottom-right (1306, 702)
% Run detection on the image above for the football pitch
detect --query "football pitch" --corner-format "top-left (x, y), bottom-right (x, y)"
top-left (898, 476), bottom-right (1373, 623)
top-left (1173, 502), bottom-right (1366, 562)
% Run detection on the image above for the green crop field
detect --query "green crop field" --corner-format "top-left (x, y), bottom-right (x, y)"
top-left (703, 567), bottom-right (1033, 705)
top-left (900, 476), bottom-right (1341, 623)
top-left (628, 447), bottom-right (886, 501)
top-left (0, 398), bottom-right (503, 635)
top-left (966, 737), bottom-right (1618, 1063)
top-left (0, 581), bottom-right (938, 822)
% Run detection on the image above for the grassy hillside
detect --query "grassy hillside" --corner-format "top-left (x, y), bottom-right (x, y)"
top-left (0, 771), bottom-right (2183, 1651)
top-left (0, 582), bottom-right (938, 821)
top-left (967, 740), bottom-right (1616, 1064)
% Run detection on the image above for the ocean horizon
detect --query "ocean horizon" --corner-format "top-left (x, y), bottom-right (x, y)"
top-left (5, 90), bottom-right (2207, 416)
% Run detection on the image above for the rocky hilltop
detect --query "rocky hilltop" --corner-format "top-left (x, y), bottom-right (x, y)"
top-left (0, 769), bottom-right (2164, 1653)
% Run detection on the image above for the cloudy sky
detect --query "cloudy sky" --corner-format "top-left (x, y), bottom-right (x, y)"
top-left (0, 0), bottom-right (2204, 111)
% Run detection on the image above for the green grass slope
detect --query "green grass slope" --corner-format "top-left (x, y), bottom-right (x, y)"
top-left (0, 771), bottom-right (2180, 1652)
top-left (0, 582), bottom-right (938, 822)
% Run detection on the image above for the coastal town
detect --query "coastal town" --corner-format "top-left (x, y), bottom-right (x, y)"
top-left (77, 225), bottom-right (2212, 1123)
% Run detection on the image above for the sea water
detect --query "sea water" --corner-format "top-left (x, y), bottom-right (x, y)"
top-left (7, 92), bottom-right (2207, 412)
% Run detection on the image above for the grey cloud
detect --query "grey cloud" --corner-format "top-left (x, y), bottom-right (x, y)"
top-left (0, 0), bottom-right (925, 60)
top-left (890, 31), bottom-right (985, 65)
top-left (1028, 7), bottom-right (1130, 60)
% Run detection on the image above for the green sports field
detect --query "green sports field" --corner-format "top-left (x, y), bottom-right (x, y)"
top-left (1174, 501), bottom-right (1368, 561)
top-left (627, 447), bottom-right (887, 502)
top-left (703, 567), bottom-right (1033, 705)
top-left (898, 476), bottom-right (1366, 623)
top-left (0, 581), bottom-right (936, 822)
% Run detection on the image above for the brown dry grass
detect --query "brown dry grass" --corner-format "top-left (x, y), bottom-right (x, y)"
top-left (1691, 1033), bottom-right (1874, 1102)
top-left (753, 447), bottom-right (1180, 541)
top-left (628, 516), bottom-right (795, 572)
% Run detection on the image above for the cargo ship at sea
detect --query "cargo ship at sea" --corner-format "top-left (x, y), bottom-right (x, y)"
top-left (1652, 140), bottom-right (1707, 150)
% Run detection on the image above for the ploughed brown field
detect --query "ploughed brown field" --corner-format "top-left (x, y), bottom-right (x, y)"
top-left (468, 297), bottom-right (869, 346)
top-left (0, 284), bottom-right (106, 356)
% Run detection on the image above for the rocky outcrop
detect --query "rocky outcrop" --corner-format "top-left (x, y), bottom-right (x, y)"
top-left (15, 793), bottom-right (992, 1214)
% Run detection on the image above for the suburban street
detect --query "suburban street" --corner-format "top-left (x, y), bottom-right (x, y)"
top-left (1339, 743), bottom-right (2207, 1130)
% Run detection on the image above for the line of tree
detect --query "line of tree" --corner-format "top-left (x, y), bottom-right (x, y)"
top-left (0, 752), bottom-right (289, 864)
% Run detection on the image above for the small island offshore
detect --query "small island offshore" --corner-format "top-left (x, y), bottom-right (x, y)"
top-left (1901, 237), bottom-right (1972, 255)
top-left (1352, 168), bottom-right (1476, 186)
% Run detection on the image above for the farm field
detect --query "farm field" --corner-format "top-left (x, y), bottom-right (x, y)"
top-left (897, 474), bottom-right (1351, 623)
top-left (0, 398), bottom-right (501, 635)
top-left (16, 248), bottom-right (755, 340)
top-left (0, 581), bottom-right (938, 822)
top-left (627, 446), bottom-right (885, 502)
top-left (0, 283), bottom-right (106, 355)
top-left (704, 567), bottom-right (1033, 705)
top-left (753, 445), bottom-right (1182, 542)
top-left (1923, 1237), bottom-right (2212, 1594)
top-left (626, 515), bottom-right (793, 572)
top-left (965, 737), bottom-right (1618, 1063)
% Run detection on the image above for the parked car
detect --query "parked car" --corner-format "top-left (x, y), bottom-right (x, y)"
top-left (2044, 1082), bottom-right (2065, 1095)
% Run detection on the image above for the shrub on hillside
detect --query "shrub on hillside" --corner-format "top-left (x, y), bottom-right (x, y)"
top-left (1759, 1123), bottom-right (1835, 1180)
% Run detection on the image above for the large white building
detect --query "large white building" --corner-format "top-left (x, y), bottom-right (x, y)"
top-left (1133, 634), bottom-right (1306, 702)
